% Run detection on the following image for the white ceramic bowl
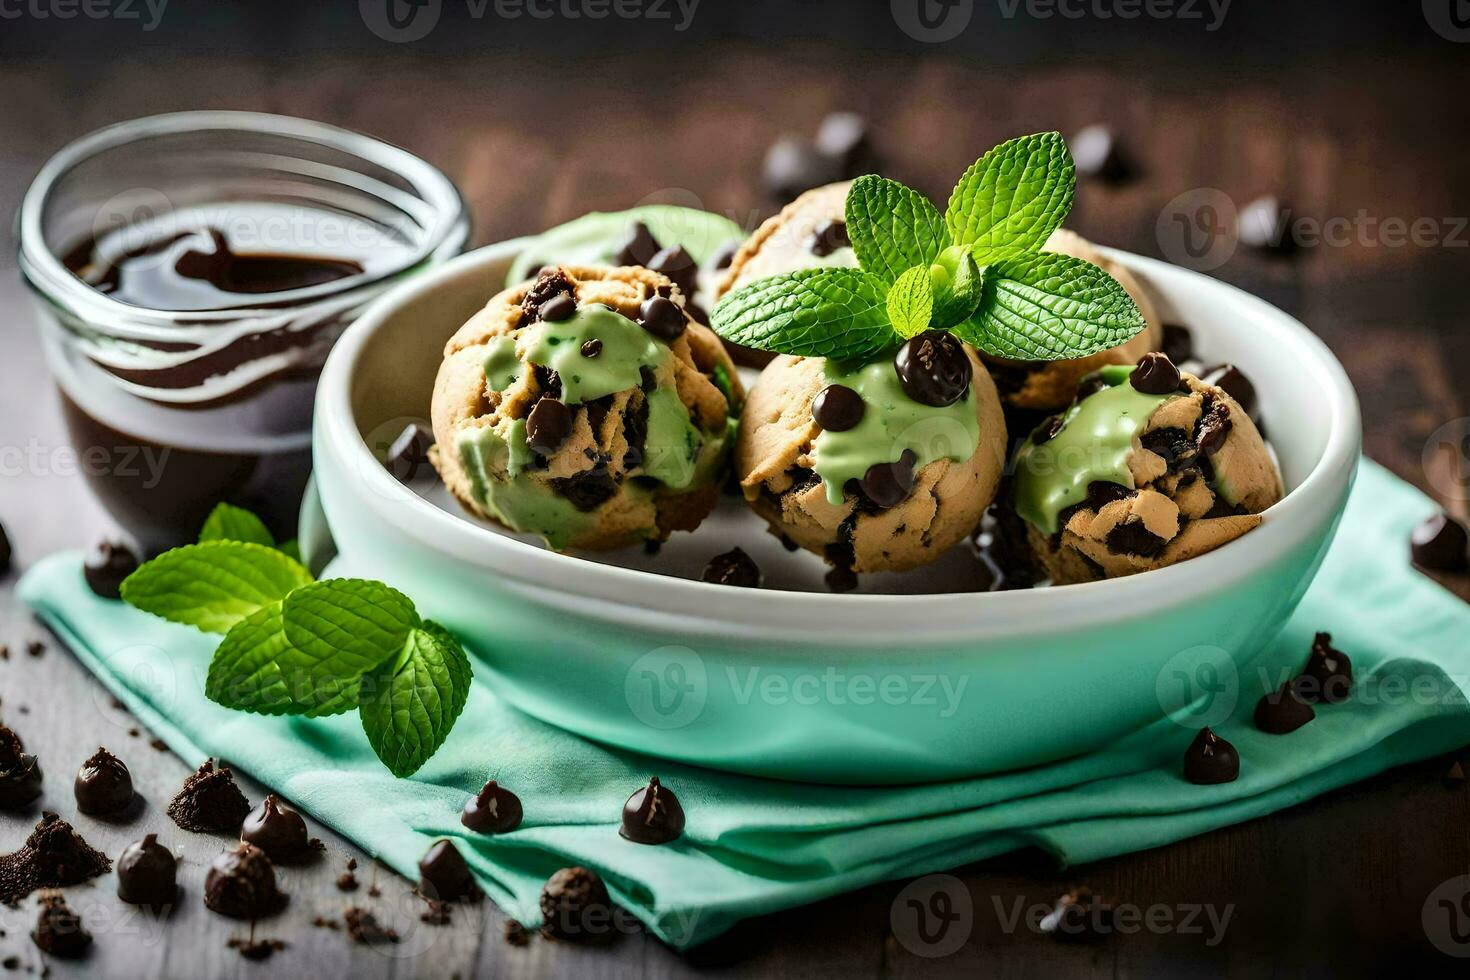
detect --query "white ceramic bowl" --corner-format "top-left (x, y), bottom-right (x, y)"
top-left (309, 240), bottom-right (1360, 784)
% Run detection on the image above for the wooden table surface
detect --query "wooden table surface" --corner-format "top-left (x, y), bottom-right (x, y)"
top-left (1, 30), bottom-right (1469, 980)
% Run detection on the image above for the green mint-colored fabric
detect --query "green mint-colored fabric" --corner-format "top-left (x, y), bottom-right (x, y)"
top-left (18, 459), bottom-right (1470, 948)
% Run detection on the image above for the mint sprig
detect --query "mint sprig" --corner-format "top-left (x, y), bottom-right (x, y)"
top-left (709, 132), bottom-right (1145, 362)
top-left (120, 504), bottom-right (472, 777)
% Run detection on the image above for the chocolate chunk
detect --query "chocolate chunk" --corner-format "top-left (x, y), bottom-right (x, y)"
top-left (526, 397), bottom-right (573, 456)
top-left (710, 241), bottom-right (739, 271)
top-left (1129, 352), bottom-right (1181, 395)
top-left (812, 384), bottom-right (865, 431)
top-left (32, 893), bottom-right (91, 959)
top-left (241, 794), bottom-right (312, 861)
top-left (1254, 683), bottom-right (1316, 734)
top-left (0, 726), bottom-right (42, 811)
top-left (1105, 519), bottom-right (1167, 557)
top-left (1070, 124), bottom-right (1130, 182)
top-left (418, 839), bottom-right (481, 903)
top-left (808, 219), bottom-right (850, 257)
top-left (74, 747), bottom-right (134, 817)
top-left (621, 397), bottom-right (649, 471)
top-left (538, 292), bottom-right (577, 323)
top-left (117, 834), bottom-right (177, 906)
top-left (343, 906), bottom-right (399, 945)
top-left (204, 843), bottom-right (282, 919)
top-left (1237, 195), bottom-right (1294, 253)
top-left (540, 866), bottom-right (614, 943)
top-left (520, 268), bottom-right (576, 323)
top-left (167, 759), bottom-right (252, 833)
top-left (1039, 887), bottom-right (1112, 942)
top-left (0, 813), bottom-right (112, 905)
top-left (83, 540), bottom-right (140, 599)
top-left (1183, 728), bottom-right (1240, 784)
top-left (638, 296), bottom-right (687, 342)
top-left (1074, 371), bottom-right (1111, 402)
top-left (504, 919), bottom-right (532, 946)
top-left (461, 780), bottom-right (524, 835)
top-left (1200, 364), bottom-right (1257, 415)
top-left (385, 423), bottom-right (434, 483)
top-left (860, 450), bottom-right (918, 510)
top-left (1411, 512), bottom-right (1469, 573)
top-left (532, 363), bottom-right (562, 402)
top-left (762, 135), bottom-right (841, 203)
top-left (620, 776), bottom-right (686, 844)
top-left (814, 111), bottom-right (870, 174)
top-left (1033, 414), bottom-right (1066, 445)
top-left (646, 245), bottom-right (698, 298)
top-left (701, 548), bottom-right (761, 588)
top-left (895, 331), bottom-right (971, 407)
top-left (1139, 427), bottom-right (1196, 472)
top-left (1085, 481), bottom-right (1134, 510)
top-left (1295, 631), bottom-right (1353, 704)
top-left (1161, 324), bottom-right (1194, 364)
top-left (1196, 399), bottom-right (1233, 456)
top-left (550, 469), bottom-right (619, 512)
top-left (581, 338), bottom-right (603, 358)
top-left (614, 221), bottom-right (662, 267)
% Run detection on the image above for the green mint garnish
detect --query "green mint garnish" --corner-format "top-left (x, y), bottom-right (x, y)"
top-left (121, 504), bottom-right (473, 777)
top-left (710, 132), bottom-right (1144, 363)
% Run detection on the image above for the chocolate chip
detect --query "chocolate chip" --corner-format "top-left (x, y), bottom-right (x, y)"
top-left (1160, 325), bottom-right (1193, 366)
top-left (461, 780), bottom-right (523, 835)
top-left (240, 794), bottom-right (313, 861)
top-left (167, 759), bottom-right (252, 833)
top-left (550, 469), bottom-right (619, 512)
top-left (1410, 512), bottom-right (1469, 573)
top-left (1085, 481), bottom-right (1133, 510)
top-left (581, 338), bottom-right (603, 358)
top-left (526, 397), bottom-right (573, 456)
top-left (1033, 414), bottom-right (1066, 445)
top-left (73, 747), bottom-right (133, 817)
top-left (1196, 399), bottom-right (1233, 456)
top-left (860, 450), bottom-right (918, 510)
top-left (1040, 887), bottom-right (1112, 942)
top-left (0, 726), bottom-right (42, 811)
top-left (1254, 683), bottom-right (1316, 734)
top-left (1200, 364), bottom-right (1257, 415)
top-left (1129, 352), bottom-right (1181, 395)
top-left (812, 384), bottom-right (865, 431)
top-left (814, 111), bottom-right (870, 174)
top-left (1074, 372), bottom-right (1111, 401)
top-left (895, 331), bottom-right (971, 407)
top-left (538, 292), bottom-right (577, 322)
top-left (762, 135), bottom-right (841, 203)
top-left (520, 268), bottom-right (576, 323)
top-left (614, 221), bottom-right (662, 267)
top-left (1183, 728), bottom-right (1239, 784)
top-left (638, 296), bottom-right (686, 342)
top-left (83, 540), bottom-right (140, 600)
top-left (31, 893), bottom-right (91, 959)
top-left (1139, 427), bottom-right (1196, 472)
top-left (808, 219), bottom-right (850, 257)
top-left (646, 245), bottom-right (698, 298)
top-left (385, 423), bottom-right (433, 483)
top-left (1105, 519), bottom-right (1167, 557)
top-left (620, 776), bottom-right (686, 844)
top-left (701, 548), bottom-right (761, 588)
top-left (204, 843), bottom-right (282, 919)
top-left (116, 834), bottom-right (177, 906)
top-left (1237, 195), bottom-right (1295, 253)
top-left (540, 866), bottom-right (614, 943)
top-left (418, 839), bottom-right (481, 903)
top-left (1295, 632), bottom-right (1353, 704)
top-left (1070, 124), bottom-right (1130, 182)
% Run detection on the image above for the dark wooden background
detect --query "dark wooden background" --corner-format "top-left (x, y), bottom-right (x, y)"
top-left (1, 3), bottom-right (1468, 977)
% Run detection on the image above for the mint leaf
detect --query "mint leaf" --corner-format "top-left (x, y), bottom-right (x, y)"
top-left (199, 503), bottom-right (274, 547)
top-left (205, 602), bottom-right (366, 717)
top-left (953, 251), bottom-right (1146, 360)
top-left (120, 542), bottom-right (314, 635)
top-left (945, 133), bottom-right (1075, 256)
top-left (358, 622), bottom-right (472, 778)
top-left (281, 579), bottom-right (419, 679)
top-left (886, 266), bottom-right (934, 339)
top-left (928, 244), bottom-right (984, 328)
top-left (845, 175), bottom-right (948, 283)
top-left (710, 268), bottom-right (897, 360)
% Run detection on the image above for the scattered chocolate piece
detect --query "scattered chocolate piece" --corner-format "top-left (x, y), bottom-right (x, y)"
top-left (1040, 887), bottom-right (1113, 941)
top-left (814, 111), bottom-right (871, 174)
top-left (167, 759), bottom-right (252, 833)
top-left (344, 906), bottom-right (399, 945)
top-left (368, 883), bottom-right (381, 897)
top-left (335, 872), bottom-right (359, 892)
top-left (1200, 364), bottom-right (1257, 415)
top-left (1254, 683), bottom-right (1316, 734)
top-left (646, 245), bottom-right (698, 298)
top-left (240, 794), bottom-right (313, 862)
top-left (1196, 399), bottom-right (1233, 456)
top-left (701, 548), bottom-right (761, 588)
top-left (860, 450), bottom-right (918, 510)
top-left (1183, 728), bottom-right (1240, 785)
top-left (895, 331), bottom-right (971, 407)
top-left (540, 866), bottom-right (615, 943)
top-left (813, 384), bottom-right (864, 431)
top-left (620, 776), bottom-right (686, 845)
top-left (461, 780), bottom-right (524, 835)
top-left (83, 540), bottom-right (140, 599)
top-left (24, 641), bottom-right (43, 658)
top-left (204, 843), bottom-right (282, 919)
top-left (581, 338), bottom-right (603, 358)
top-left (1070, 124), bottom-right (1130, 182)
top-left (1237, 195), bottom-right (1294, 253)
top-left (116, 834), bottom-right (177, 906)
top-left (614, 221), bottom-right (661, 267)
top-left (1105, 519), bottom-right (1167, 557)
top-left (311, 916), bottom-right (340, 930)
top-left (149, 737), bottom-right (168, 752)
top-left (31, 894), bottom-right (90, 959)
top-left (1411, 512), bottom-right (1469, 573)
top-left (1161, 324), bottom-right (1194, 365)
top-left (227, 935), bottom-right (285, 960)
top-left (538, 292), bottom-right (577, 323)
top-left (762, 135), bottom-right (841, 203)
top-left (808, 219), bottom-right (850, 257)
top-left (0, 813), bottom-right (112, 905)
top-left (419, 899), bottom-right (452, 925)
top-left (418, 839), bottom-right (481, 903)
top-left (1129, 352), bottom-right (1181, 395)
top-left (384, 423), bottom-right (434, 483)
top-left (637, 296), bottom-right (686, 342)
top-left (526, 397), bottom-right (573, 457)
top-left (504, 919), bottom-right (532, 947)
top-left (1085, 481), bottom-right (1134, 511)
top-left (74, 747), bottom-right (134, 817)
top-left (1295, 632), bottom-right (1353, 704)
top-left (0, 726), bottom-right (42, 811)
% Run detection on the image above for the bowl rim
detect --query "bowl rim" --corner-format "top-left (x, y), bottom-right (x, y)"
top-left (316, 238), bottom-right (1361, 640)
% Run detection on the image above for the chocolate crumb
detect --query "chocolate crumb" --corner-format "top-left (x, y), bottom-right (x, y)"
top-left (504, 920), bottom-right (532, 947)
top-left (335, 872), bottom-right (359, 892)
top-left (344, 907), bottom-right (399, 945)
top-left (0, 813), bottom-right (112, 905)
top-left (311, 916), bottom-right (340, 930)
top-left (227, 936), bottom-right (285, 961)
top-left (167, 759), bottom-right (251, 833)
top-left (24, 643), bottom-right (42, 659)
top-left (149, 738), bottom-right (168, 752)
top-left (31, 893), bottom-right (90, 959)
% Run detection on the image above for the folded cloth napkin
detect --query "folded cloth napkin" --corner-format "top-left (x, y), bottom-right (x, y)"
top-left (19, 459), bottom-right (1470, 948)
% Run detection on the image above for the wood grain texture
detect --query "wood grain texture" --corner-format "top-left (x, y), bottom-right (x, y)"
top-left (1, 39), bottom-right (1468, 978)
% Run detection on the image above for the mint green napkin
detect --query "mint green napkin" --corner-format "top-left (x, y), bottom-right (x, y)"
top-left (19, 459), bottom-right (1470, 947)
